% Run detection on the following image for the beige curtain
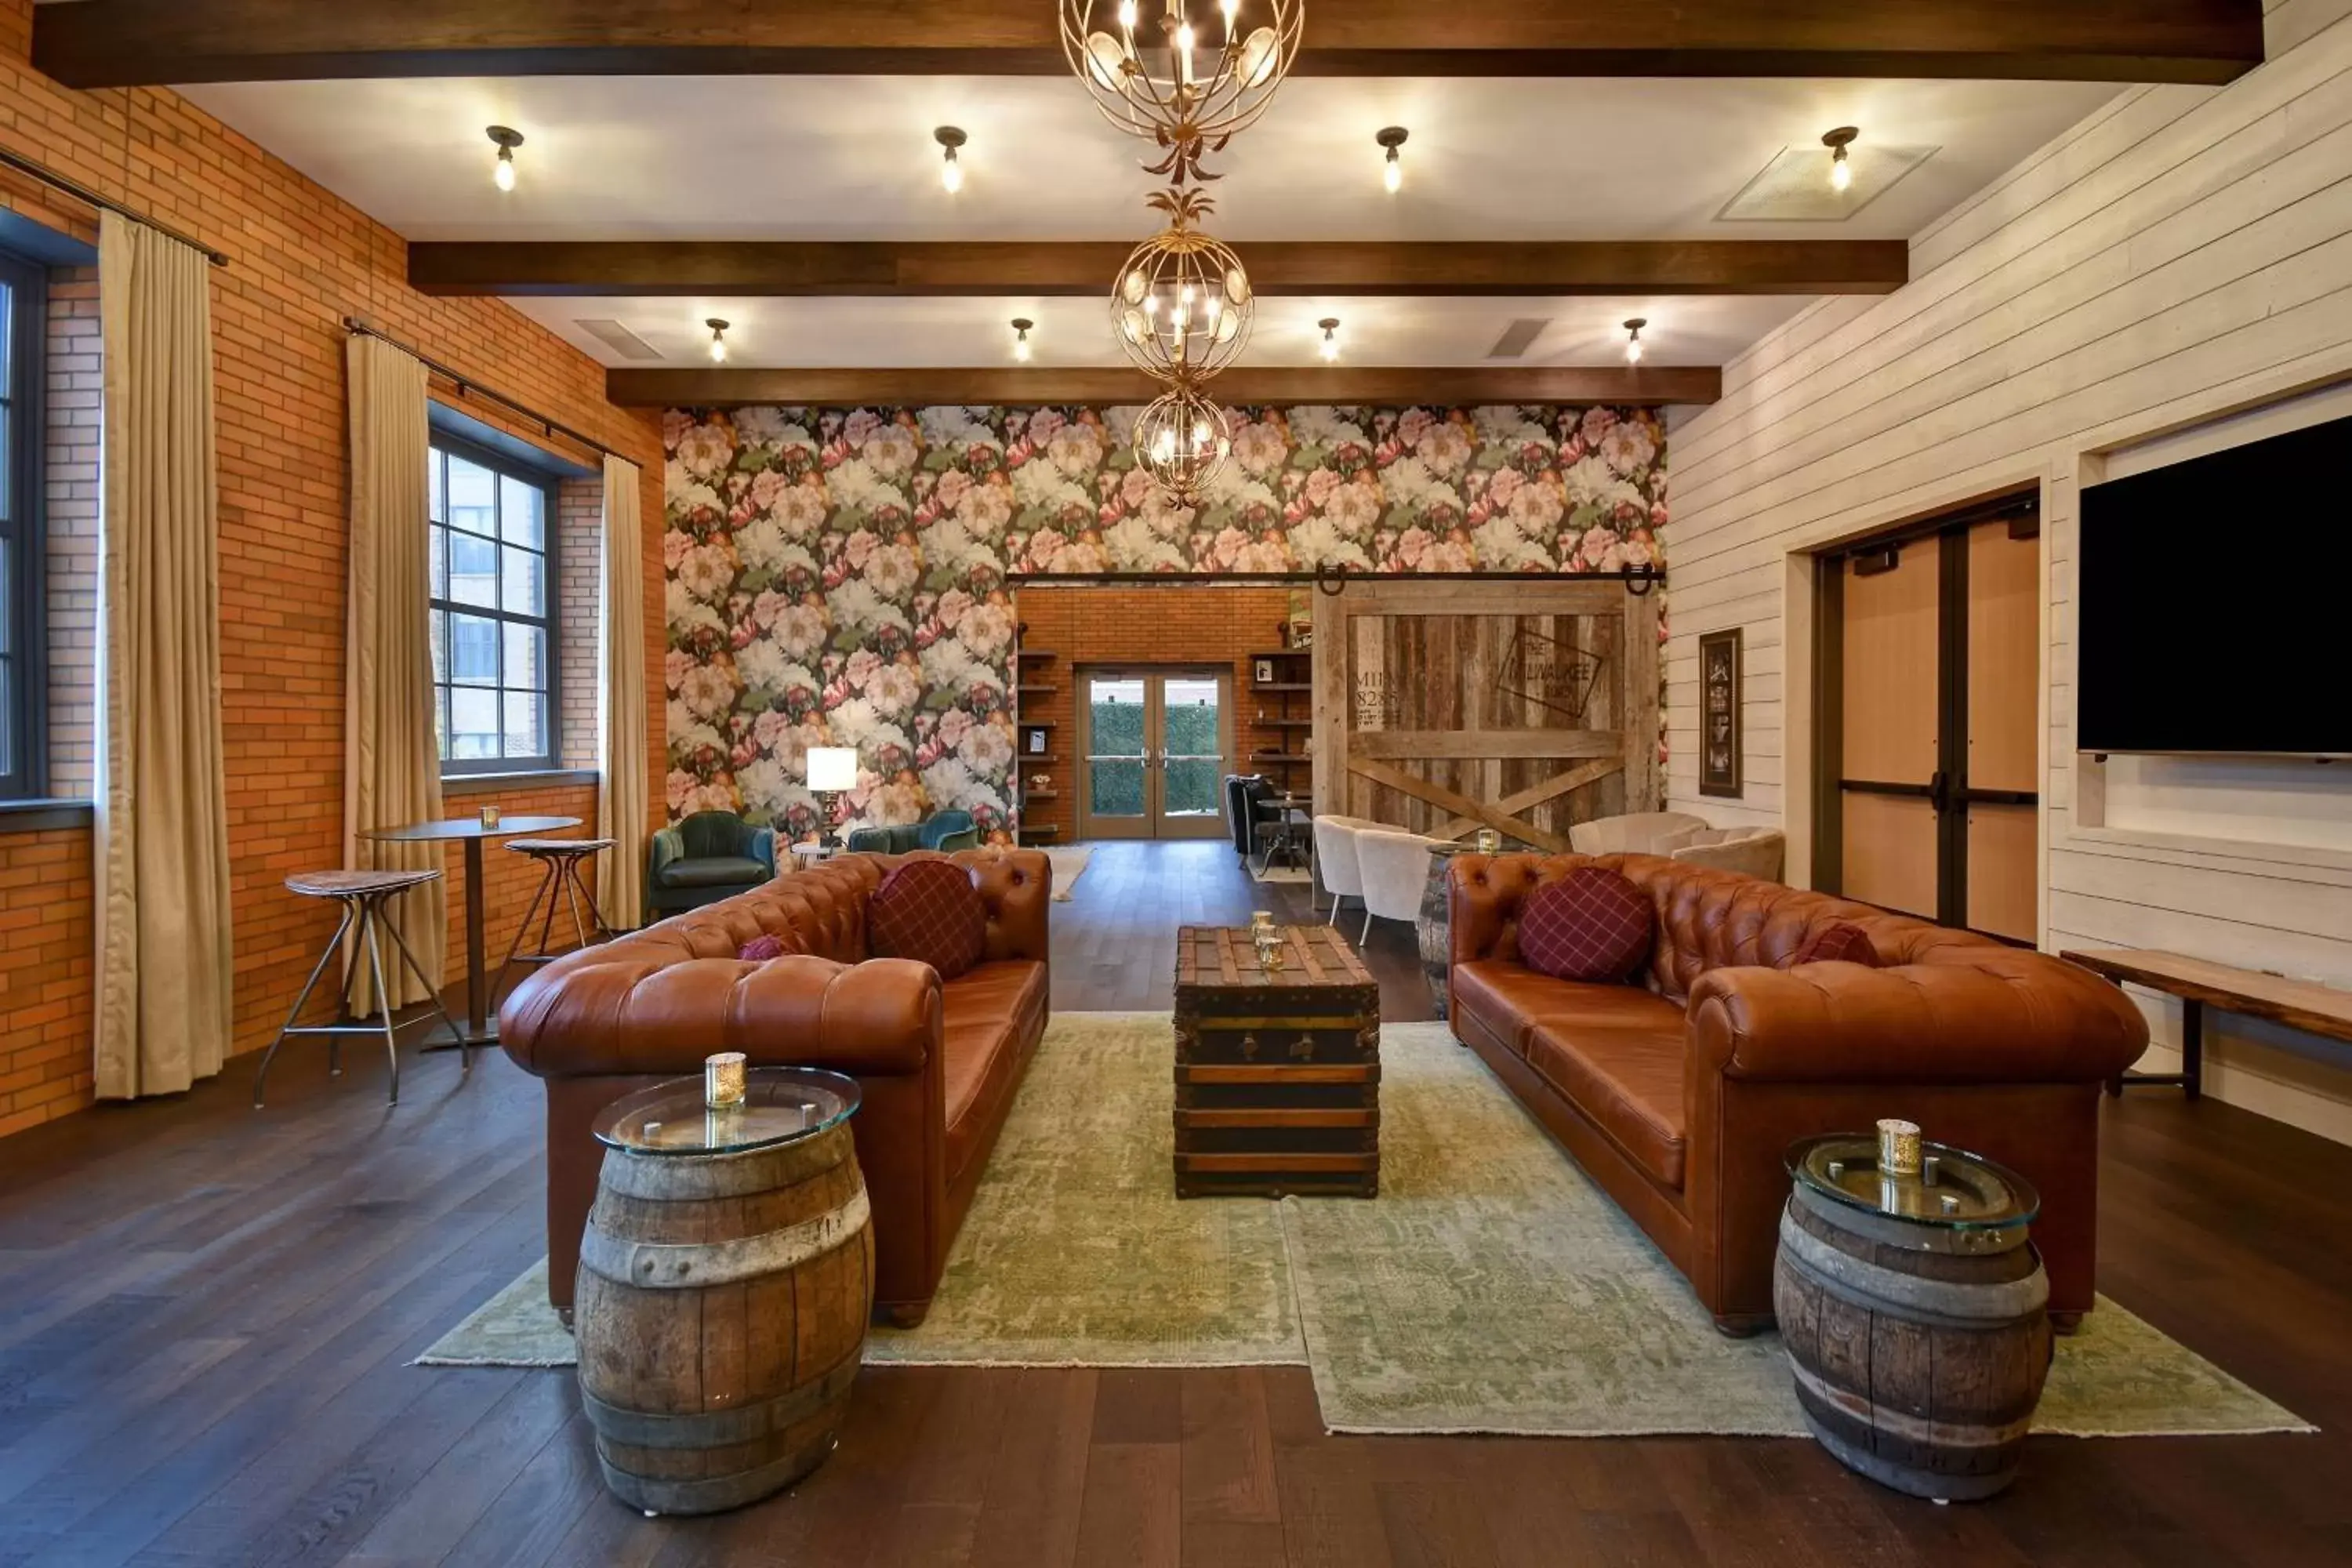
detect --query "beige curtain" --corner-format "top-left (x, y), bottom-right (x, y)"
top-left (597, 454), bottom-right (648, 929)
top-left (343, 334), bottom-right (445, 1009)
top-left (93, 213), bottom-right (234, 1100)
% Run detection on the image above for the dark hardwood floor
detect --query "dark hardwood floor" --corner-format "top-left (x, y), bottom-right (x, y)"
top-left (2, 838), bottom-right (2349, 1566)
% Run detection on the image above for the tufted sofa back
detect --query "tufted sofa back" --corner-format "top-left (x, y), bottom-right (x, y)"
top-left (1450, 851), bottom-right (2005, 1003)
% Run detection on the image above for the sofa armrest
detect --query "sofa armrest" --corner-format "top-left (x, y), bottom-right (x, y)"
top-left (500, 949), bottom-right (942, 1080)
top-left (1685, 955), bottom-right (2149, 1086)
top-left (649, 824), bottom-right (684, 883)
top-left (956, 848), bottom-right (1051, 964)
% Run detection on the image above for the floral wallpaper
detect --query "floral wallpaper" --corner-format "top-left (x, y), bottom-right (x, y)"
top-left (664, 404), bottom-right (1669, 842)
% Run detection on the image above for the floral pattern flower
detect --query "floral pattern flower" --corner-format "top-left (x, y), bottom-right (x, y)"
top-left (666, 405), bottom-right (1667, 841)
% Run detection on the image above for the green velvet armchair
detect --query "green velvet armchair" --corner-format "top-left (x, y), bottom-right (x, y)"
top-left (842, 810), bottom-right (981, 855)
top-left (647, 810), bottom-right (779, 916)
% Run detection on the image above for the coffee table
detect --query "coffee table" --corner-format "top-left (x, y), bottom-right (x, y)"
top-left (1171, 924), bottom-right (1380, 1198)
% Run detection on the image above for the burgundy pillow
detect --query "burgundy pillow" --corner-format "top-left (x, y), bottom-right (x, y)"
top-left (866, 860), bottom-right (988, 980)
top-left (1787, 921), bottom-right (1878, 967)
top-left (738, 932), bottom-right (790, 963)
top-left (1517, 867), bottom-right (1655, 983)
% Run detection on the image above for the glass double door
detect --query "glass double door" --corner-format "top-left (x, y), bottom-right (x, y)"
top-left (1080, 668), bottom-right (1230, 840)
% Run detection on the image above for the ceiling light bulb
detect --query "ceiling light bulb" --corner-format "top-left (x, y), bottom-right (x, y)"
top-left (1823, 126), bottom-right (1858, 194)
top-left (1622, 317), bottom-right (1646, 365)
top-left (1318, 317), bottom-right (1341, 363)
top-left (1011, 318), bottom-right (1033, 362)
top-left (1221, 0), bottom-right (1241, 27)
top-left (486, 125), bottom-right (523, 193)
top-left (706, 318), bottom-right (730, 364)
top-left (1117, 0), bottom-right (1137, 24)
top-left (935, 125), bottom-right (967, 194)
top-left (1375, 127), bottom-right (1408, 196)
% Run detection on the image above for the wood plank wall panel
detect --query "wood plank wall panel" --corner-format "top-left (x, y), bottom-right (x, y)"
top-left (1661, 0), bottom-right (2352, 1141)
top-left (0, 0), bottom-right (666, 1136)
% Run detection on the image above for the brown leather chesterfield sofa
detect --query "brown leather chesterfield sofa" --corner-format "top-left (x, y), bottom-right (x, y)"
top-left (1448, 852), bottom-right (2147, 1332)
top-left (500, 848), bottom-right (1050, 1327)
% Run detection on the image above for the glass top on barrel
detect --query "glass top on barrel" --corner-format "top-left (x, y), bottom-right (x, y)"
top-left (1787, 1134), bottom-right (2040, 1232)
top-left (593, 1066), bottom-right (862, 1156)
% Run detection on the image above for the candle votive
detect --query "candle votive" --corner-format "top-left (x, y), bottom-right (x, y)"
top-left (1877, 1117), bottom-right (1923, 1178)
top-left (705, 1051), bottom-right (747, 1109)
top-left (479, 804), bottom-right (502, 829)
top-left (1475, 828), bottom-right (1501, 855)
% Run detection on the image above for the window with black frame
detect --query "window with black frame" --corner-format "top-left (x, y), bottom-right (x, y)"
top-left (429, 435), bottom-right (556, 773)
top-left (0, 249), bottom-right (45, 801)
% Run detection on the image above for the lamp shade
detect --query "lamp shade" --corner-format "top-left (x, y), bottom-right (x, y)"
top-left (804, 746), bottom-right (858, 792)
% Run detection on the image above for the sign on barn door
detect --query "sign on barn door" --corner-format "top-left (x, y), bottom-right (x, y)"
top-left (1311, 581), bottom-right (1661, 851)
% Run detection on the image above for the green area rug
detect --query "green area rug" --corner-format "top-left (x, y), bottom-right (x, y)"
top-left (419, 1012), bottom-right (2311, 1439)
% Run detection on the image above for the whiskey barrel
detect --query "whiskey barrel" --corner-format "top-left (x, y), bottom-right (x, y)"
top-left (1773, 1157), bottom-right (2050, 1501)
top-left (1415, 844), bottom-right (1468, 1020)
top-left (575, 1117), bottom-right (873, 1515)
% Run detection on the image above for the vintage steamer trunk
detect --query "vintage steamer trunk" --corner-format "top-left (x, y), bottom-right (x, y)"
top-left (1172, 924), bottom-right (1381, 1198)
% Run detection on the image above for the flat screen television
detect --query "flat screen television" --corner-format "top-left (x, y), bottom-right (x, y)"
top-left (2077, 413), bottom-right (2352, 757)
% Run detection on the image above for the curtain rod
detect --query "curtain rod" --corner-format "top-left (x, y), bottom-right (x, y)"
top-left (0, 145), bottom-right (229, 267)
top-left (342, 316), bottom-right (623, 465)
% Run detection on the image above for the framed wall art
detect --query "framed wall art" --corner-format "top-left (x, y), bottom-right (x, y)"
top-left (1699, 628), bottom-right (1742, 798)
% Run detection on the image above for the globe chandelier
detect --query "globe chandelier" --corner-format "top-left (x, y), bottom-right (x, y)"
top-left (1060, 0), bottom-right (1304, 183)
top-left (1132, 379), bottom-right (1234, 505)
top-left (1112, 187), bottom-right (1254, 385)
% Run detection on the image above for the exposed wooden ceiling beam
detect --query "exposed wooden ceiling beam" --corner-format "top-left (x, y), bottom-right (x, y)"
top-left (34, 0), bottom-right (2264, 87)
top-left (412, 240), bottom-right (1907, 299)
top-left (604, 366), bottom-right (1722, 408)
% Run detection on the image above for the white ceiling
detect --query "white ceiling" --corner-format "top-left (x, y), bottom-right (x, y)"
top-left (507, 292), bottom-right (1809, 369)
top-left (180, 74), bottom-right (2117, 244)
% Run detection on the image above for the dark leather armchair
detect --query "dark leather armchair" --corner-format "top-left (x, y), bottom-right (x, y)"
top-left (1223, 774), bottom-right (1269, 858)
top-left (844, 810), bottom-right (981, 855)
top-left (647, 810), bottom-right (779, 915)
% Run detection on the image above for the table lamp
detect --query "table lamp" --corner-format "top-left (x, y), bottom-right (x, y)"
top-left (804, 746), bottom-right (858, 848)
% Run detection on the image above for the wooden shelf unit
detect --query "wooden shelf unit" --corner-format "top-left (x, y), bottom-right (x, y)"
top-left (1014, 634), bottom-right (1063, 845)
top-left (1247, 646), bottom-right (1315, 797)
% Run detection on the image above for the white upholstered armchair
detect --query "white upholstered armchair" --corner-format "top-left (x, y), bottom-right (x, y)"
top-left (1311, 815), bottom-right (1386, 929)
top-left (1567, 811), bottom-right (1711, 856)
top-left (1356, 828), bottom-right (1446, 943)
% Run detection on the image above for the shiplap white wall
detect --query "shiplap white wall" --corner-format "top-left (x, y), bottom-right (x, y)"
top-left (1663, 0), bottom-right (2352, 1142)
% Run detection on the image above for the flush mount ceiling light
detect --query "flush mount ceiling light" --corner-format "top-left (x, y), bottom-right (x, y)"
top-left (1823, 125), bottom-right (1858, 191)
top-left (1622, 317), bottom-right (1646, 364)
top-left (1061, 0), bottom-right (1304, 182)
top-left (1112, 187), bottom-right (1253, 385)
top-left (1376, 126), bottom-right (1407, 194)
top-left (705, 318), bottom-right (730, 364)
top-left (1011, 317), bottom-right (1035, 361)
top-left (934, 125), bottom-right (967, 193)
top-left (485, 125), bottom-right (524, 192)
top-left (1133, 379), bottom-right (1233, 504)
top-left (1317, 317), bottom-right (1341, 362)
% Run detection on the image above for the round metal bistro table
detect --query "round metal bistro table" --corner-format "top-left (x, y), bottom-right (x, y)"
top-left (1775, 1134), bottom-right (2050, 1502)
top-left (359, 815), bottom-right (580, 1045)
top-left (576, 1068), bottom-right (874, 1516)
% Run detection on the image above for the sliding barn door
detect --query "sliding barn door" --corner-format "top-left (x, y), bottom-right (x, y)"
top-left (1311, 581), bottom-right (1661, 851)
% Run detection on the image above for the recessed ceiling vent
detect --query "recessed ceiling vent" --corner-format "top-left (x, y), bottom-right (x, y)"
top-left (1485, 318), bottom-right (1551, 359)
top-left (575, 318), bottom-right (665, 361)
top-left (1717, 142), bottom-right (1938, 222)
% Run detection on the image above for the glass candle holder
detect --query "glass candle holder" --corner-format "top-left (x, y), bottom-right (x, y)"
top-left (1475, 828), bottom-right (1501, 855)
top-left (479, 804), bottom-right (502, 829)
top-left (1876, 1117), bottom-right (1923, 1178)
top-left (705, 1051), bottom-right (747, 1109)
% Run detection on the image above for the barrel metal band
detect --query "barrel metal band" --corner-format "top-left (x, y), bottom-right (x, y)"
top-left (1777, 1210), bottom-right (2049, 1327)
top-left (583, 1350), bottom-right (861, 1450)
top-left (1790, 1359), bottom-right (2037, 1448)
top-left (581, 1187), bottom-right (870, 1289)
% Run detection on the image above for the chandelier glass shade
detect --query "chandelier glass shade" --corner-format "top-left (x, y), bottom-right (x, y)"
top-left (1060, 0), bottom-right (1302, 181)
top-left (1132, 381), bottom-right (1233, 504)
top-left (1112, 189), bottom-right (1253, 385)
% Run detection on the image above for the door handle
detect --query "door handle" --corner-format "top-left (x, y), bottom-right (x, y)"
top-left (1928, 770), bottom-right (1950, 811)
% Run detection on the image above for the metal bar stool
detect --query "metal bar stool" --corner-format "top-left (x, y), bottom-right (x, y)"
top-left (254, 868), bottom-right (466, 1108)
top-left (495, 837), bottom-right (616, 1001)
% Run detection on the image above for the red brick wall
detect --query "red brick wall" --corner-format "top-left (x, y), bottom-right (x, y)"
top-left (0, 0), bottom-right (666, 1138)
top-left (42, 266), bottom-right (99, 800)
top-left (1013, 584), bottom-right (1300, 840)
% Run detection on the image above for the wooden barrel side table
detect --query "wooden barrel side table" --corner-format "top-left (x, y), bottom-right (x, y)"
top-left (1773, 1134), bottom-right (2050, 1503)
top-left (577, 1068), bottom-right (873, 1516)
top-left (1414, 844), bottom-right (1469, 1021)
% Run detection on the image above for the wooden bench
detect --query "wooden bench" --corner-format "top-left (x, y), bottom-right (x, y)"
top-left (2060, 948), bottom-right (2352, 1100)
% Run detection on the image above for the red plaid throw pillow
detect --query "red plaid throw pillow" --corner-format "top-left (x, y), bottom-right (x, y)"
top-left (738, 932), bottom-right (793, 963)
top-left (1787, 921), bottom-right (1878, 968)
top-left (867, 860), bottom-right (987, 980)
top-left (1518, 867), bottom-right (1654, 983)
